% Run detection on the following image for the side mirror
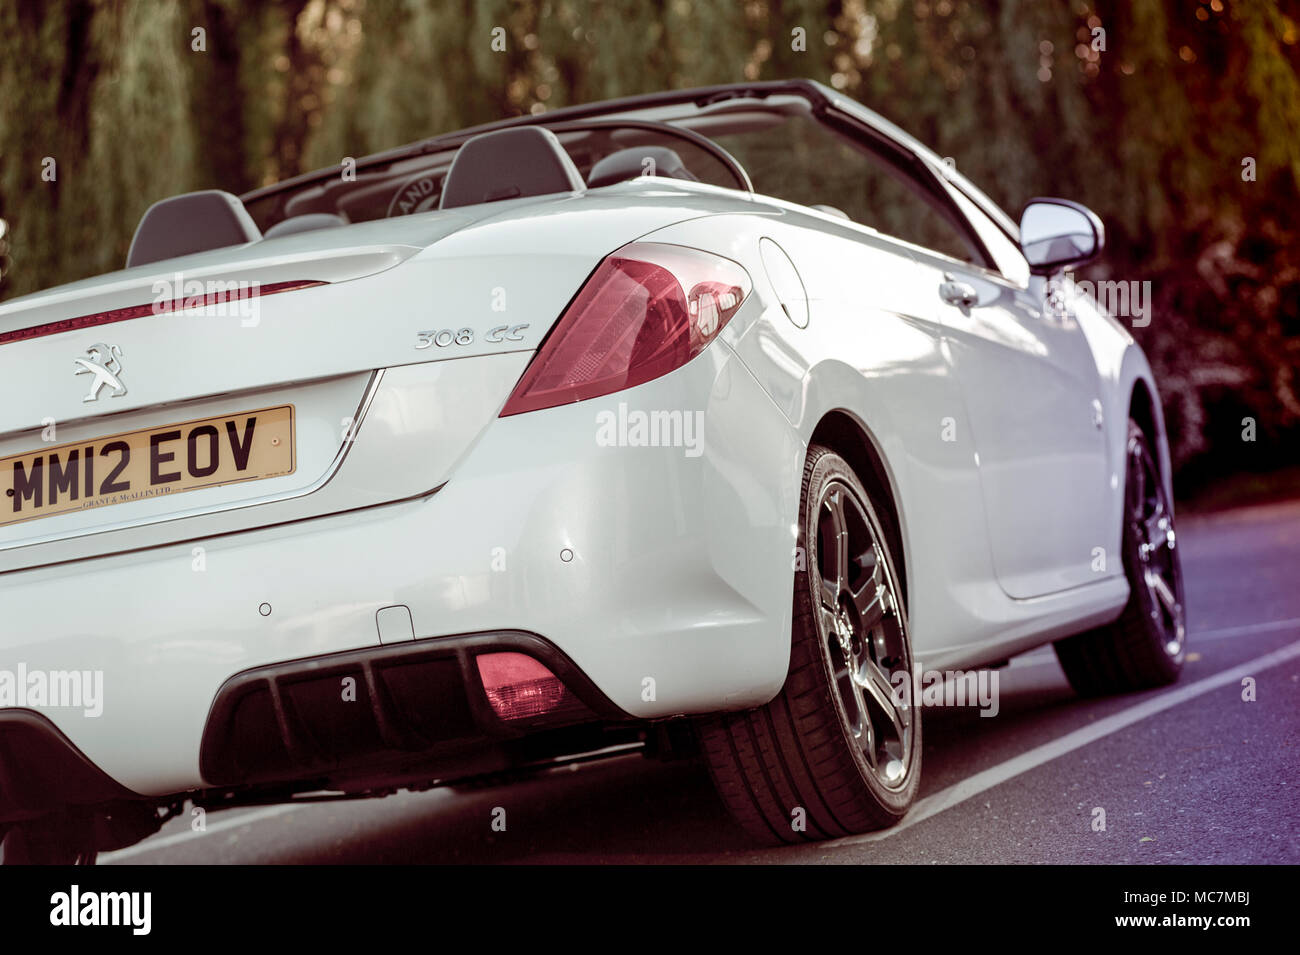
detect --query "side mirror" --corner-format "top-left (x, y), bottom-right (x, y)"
top-left (1018, 198), bottom-right (1104, 274)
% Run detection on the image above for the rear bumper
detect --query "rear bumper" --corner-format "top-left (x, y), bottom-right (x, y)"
top-left (0, 342), bottom-right (802, 801)
top-left (0, 710), bottom-right (142, 822)
top-left (199, 630), bottom-right (625, 790)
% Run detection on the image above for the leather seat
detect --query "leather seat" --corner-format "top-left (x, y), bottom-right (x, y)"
top-left (439, 127), bottom-right (585, 209)
top-left (587, 146), bottom-right (699, 188)
top-left (263, 213), bottom-right (349, 239)
top-left (126, 190), bottom-right (261, 268)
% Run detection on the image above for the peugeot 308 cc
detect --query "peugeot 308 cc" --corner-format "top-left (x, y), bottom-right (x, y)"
top-left (0, 80), bottom-right (1185, 861)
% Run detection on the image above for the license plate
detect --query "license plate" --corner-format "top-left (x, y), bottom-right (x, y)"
top-left (1, 405), bottom-right (296, 527)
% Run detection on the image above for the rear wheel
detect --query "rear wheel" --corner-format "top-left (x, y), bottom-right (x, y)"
top-left (0, 812), bottom-right (98, 865)
top-left (1054, 419), bottom-right (1186, 695)
top-left (696, 446), bottom-right (920, 843)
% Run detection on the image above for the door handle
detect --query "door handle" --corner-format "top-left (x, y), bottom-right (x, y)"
top-left (939, 276), bottom-right (978, 308)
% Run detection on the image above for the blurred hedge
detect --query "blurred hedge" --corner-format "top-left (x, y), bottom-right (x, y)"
top-left (1, 0), bottom-right (1298, 494)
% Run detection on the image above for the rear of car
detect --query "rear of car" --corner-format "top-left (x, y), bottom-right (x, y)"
top-left (0, 183), bottom-right (802, 856)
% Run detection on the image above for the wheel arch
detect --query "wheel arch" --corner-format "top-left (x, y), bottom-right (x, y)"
top-left (1128, 378), bottom-right (1159, 449)
top-left (808, 409), bottom-right (910, 614)
top-left (1125, 372), bottom-right (1176, 512)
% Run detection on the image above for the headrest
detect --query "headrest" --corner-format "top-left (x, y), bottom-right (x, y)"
top-left (587, 146), bottom-right (699, 188)
top-left (439, 127), bottom-right (584, 210)
top-left (263, 213), bottom-right (350, 239)
top-left (126, 190), bottom-right (261, 268)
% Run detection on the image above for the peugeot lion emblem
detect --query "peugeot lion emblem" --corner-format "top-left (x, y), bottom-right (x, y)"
top-left (74, 343), bottom-right (127, 402)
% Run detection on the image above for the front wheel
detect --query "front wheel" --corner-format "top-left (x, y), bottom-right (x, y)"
top-left (696, 446), bottom-right (920, 844)
top-left (1053, 419), bottom-right (1186, 695)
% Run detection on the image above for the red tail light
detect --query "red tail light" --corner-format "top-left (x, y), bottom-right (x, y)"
top-left (499, 242), bottom-right (751, 416)
top-left (0, 279), bottom-right (325, 347)
top-left (476, 652), bottom-right (579, 722)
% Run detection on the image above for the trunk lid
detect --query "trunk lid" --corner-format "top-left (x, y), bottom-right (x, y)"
top-left (0, 190), bottom-right (722, 567)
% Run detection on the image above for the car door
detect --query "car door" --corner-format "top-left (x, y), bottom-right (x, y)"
top-left (711, 107), bottom-right (1112, 602)
top-left (918, 180), bottom-right (1113, 598)
top-left (782, 123), bottom-right (1112, 599)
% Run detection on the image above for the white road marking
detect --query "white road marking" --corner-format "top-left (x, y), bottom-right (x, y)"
top-left (1192, 616), bottom-right (1300, 641)
top-left (106, 628), bottom-right (1300, 862)
top-left (102, 802), bottom-right (304, 863)
top-left (822, 638), bottom-right (1300, 848)
top-left (1008, 616), bottom-right (1300, 667)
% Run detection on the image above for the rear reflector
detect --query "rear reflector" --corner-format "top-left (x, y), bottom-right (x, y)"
top-left (475, 652), bottom-right (581, 722)
top-left (499, 242), bottom-right (750, 416)
top-left (0, 279), bottom-right (325, 346)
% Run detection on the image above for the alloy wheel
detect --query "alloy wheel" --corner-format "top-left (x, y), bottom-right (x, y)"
top-left (813, 480), bottom-right (914, 789)
top-left (1128, 434), bottom-right (1186, 660)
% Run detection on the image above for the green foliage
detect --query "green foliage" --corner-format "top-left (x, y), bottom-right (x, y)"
top-left (1, 0), bottom-right (1297, 489)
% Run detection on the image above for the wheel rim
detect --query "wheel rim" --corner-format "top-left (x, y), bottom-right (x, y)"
top-left (813, 480), bottom-right (913, 790)
top-left (1128, 435), bottom-right (1186, 659)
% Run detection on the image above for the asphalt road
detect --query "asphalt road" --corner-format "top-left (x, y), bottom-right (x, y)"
top-left (103, 499), bottom-right (1300, 864)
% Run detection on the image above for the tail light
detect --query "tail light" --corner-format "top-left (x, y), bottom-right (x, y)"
top-left (476, 652), bottom-right (583, 722)
top-left (0, 280), bottom-right (325, 346)
top-left (499, 242), bottom-right (750, 416)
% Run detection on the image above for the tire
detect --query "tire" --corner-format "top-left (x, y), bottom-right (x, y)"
top-left (0, 813), bottom-right (98, 865)
top-left (1053, 419), bottom-right (1187, 695)
top-left (696, 445), bottom-right (920, 844)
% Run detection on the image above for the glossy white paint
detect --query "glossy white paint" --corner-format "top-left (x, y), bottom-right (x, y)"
top-left (0, 105), bottom-right (1171, 800)
top-left (642, 208), bottom-right (1135, 665)
top-left (3, 333), bottom-right (801, 793)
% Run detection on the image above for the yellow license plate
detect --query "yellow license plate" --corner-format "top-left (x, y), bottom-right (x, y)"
top-left (1, 405), bottom-right (295, 527)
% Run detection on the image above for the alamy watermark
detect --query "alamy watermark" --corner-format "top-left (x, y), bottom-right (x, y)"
top-left (151, 272), bottom-right (263, 327)
top-left (891, 666), bottom-right (1000, 717)
top-left (595, 402), bottom-right (705, 458)
top-left (50, 885), bottom-right (150, 935)
top-left (0, 664), bottom-right (103, 717)
top-left (1050, 270), bottom-right (1152, 327)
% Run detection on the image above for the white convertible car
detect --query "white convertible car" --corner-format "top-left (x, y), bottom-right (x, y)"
top-left (0, 80), bottom-right (1184, 861)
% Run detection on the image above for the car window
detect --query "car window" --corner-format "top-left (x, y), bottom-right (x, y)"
top-left (707, 115), bottom-right (985, 266)
top-left (944, 180), bottom-right (1030, 286)
top-left (554, 124), bottom-right (744, 190)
